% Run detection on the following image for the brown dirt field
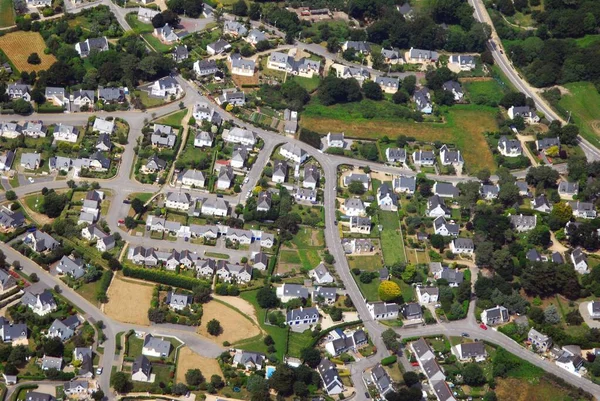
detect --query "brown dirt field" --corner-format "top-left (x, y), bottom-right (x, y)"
top-left (495, 377), bottom-right (583, 401)
top-left (105, 275), bottom-right (153, 325)
top-left (0, 32), bottom-right (57, 72)
top-left (197, 300), bottom-right (260, 343)
top-left (212, 295), bottom-right (260, 327)
top-left (175, 347), bottom-right (222, 383)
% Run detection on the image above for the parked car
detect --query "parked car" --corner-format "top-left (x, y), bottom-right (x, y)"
top-left (480, 324), bottom-right (488, 330)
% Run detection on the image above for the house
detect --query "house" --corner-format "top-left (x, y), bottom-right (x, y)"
top-left (56, 256), bottom-right (85, 279)
top-left (217, 90), bottom-right (246, 106)
top-left (344, 198), bottom-right (366, 217)
top-left (22, 121), bottom-right (46, 138)
top-left (267, 52), bottom-right (321, 78)
top-left (407, 47), bottom-right (439, 63)
top-left (377, 183), bottom-right (398, 211)
top-left (0, 317), bottom-right (27, 343)
top-left (367, 301), bottom-right (399, 320)
top-left (325, 329), bottom-right (368, 356)
top-left (416, 286), bottom-right (439, 305)
top-left (73, 347), bottom-right (93, 377)
top-left (433, 182), bottom-right (459, 198)
top-left (92, 118), bottom-right (115, 135)
top-left (480, 184), bottom-right (499, 200)
top-left (386, 148), bottom-right (406, 163)
top-left (229, 54), bottom-right (256, 76)
top-left (206, 39), bottom-right (231, 55)
top-left (224, 127), bottom-right (256, 146)
top-left (224, 21), bottom-right (248, 37)
top-left (508, 106), bottom-right (539, 123)
top-left (98, 87), bottom-right (126, 103)
top-left (0, 151), bottom-right (14, 171)
top-left (296, 188), bottom-right (317, 203)
top-left (154, 24), bottom-right (180, 43)
top-left (193, 131), bottom-right (214, 150)
top-left (215, 262), bottom-right (252, 283)
top-left (193, 102), bottom-right (221, 126)
top-left (413, 150), bottom-right (435, 166)
top-left (438, 267), bottom-right (464, 287)
top-left (64, 381), bottom-right (91, 396)
top-left (427, 195), bottom-right (451, 218)
top-left (81, 224), bottom-right (107, 241)
top-left (252, 252), bottom-right (269, 270)
top-left (498, 136), bottom-right (523, 157)
top-left (371, 364), bottom-right (394, 396)
top-left (536, 137), bottom-right (561, 152)
top-left (526, 248), bottom-right (542, 263)
top-left (411, 337), bottom-right (435, 362)
top-left (569, 201), bottom-right (597, 219)
top-left (344, 173), bottom-right (370, 190)
top-left (571, 247), bottom-right (589, 274)
top-left (509, 214), bottom-right (537, 232)
top-left (439, 145), bottom-right (464, 167)
top-left (53, 124), bottom-right (79, 143)
top-left (193, 60), bottom-right (218, 81)
top-left (179, 169), bottom-right (205, 188)
top-left (318, 359), bottom-right (344, 395)
top-left (342, 40), bottom-right (371, 54)
top-left (142, 334), bottom-right (171, 357)
top-left (71, 90), bottom-right (94, 108)
top-left (414, 88), bottom-right (432, 114)
top-left (149, 76), bottom-right (182, 99)
top-left (382, 48), bottom-right (403, 64)
top-left (21, 289), bottom-right (57, 316)
top-left (75, 37), bottom-right (109, 57)
top-left (151, 124), bottom-right (176, 148)
top-left (256, 192), bottom-right (272, 212)
top-left (433, 216), bottom-right (459, 237)
top-left (310, 263), bottom-right (334, 284)
top-left (528, 328), bottom-right (552, 352)
top-left (375, 76), bottom-right (400, 94)
top-left (380, 268), bottom-right (389, 280)
top-left (283, 109), bottom-right (298, 134)
top-left (481, 305), bottom-right (509, 326)
top-left (172, 45), bottom-right (189, 62)
top-left (312, 287), bottom-right (337, 304)
top-left (96, 133), bottom-right (112, 152)
top-left (97, 235), bottom-right (115, 252)
top-left (216, 166), bottom-right (234, 190)
top-left (588, 301), bottom-right (600, 319)
top-left (6, 84), bottom-right (31, 101)
top-left (393, 175), bottom-right (416, 195)
top-left (333, 64), bottom-right (371, 84)
top-left (25, 393), bottom-right (55, 401)
top-left (530, 194), bottom-right (551, 213)
top-left (449, 54), bottom-right (476, 70)
top-left (553, 346), bottom-right (585, 376)
top-left (165, 192), bottom-right (191, 211)
top-left (442, 80), bottom-right (464, 101)
top-left (45, 87), bottom-right (67, 106)
top-left (0, 123), bottom-right (22, 139)
top-left (20, 153), bottom-right (40, 170)
top-left (397, 2), bottom-right (414, 19)
top-left (0, 209), bottom-right (24, 230)
top-left (232, 350), bottom-right (265, 370)
top-left (132, 355), bottom-right (152, 382)
top-left (0, 269), bottom-right (17, 293)
top-left (25, 231), bottom-right (59, 252)
top-left (145, 155), bottom-right (167, 173)
top-left (201, 197), bottom-right (229, 216)
top-left (349, 216), bottom-right (371, 234)
top-left (454, 341), bottom-right (487, 362)
top-left (342, 238), bottom-right (373, 254)
top-left (552, 251), bottom-right (564, 264)
top-left (279, 143), bottom-right (307, 164)
top-left (272, 160), bottom-right (288, 184)
top-left (400, 302), bottom-right (422, 321)
top-left (41, 355), bottom-right (62, 371)
top-left (303, 164), bottom-right (320, 189)
top-left (449, 238), bottom-right (474, 255)
top-left (286, 306), bottom-right (319, 326)
top-left (138, 7), bottom-right (159, 22)
top-left (276, 283), bottom-right (309, 303)
top-left (47, 316), bottom-right (79, 341)
top-left (558, 181), bottom-right (579, 198)
top-left (196, 259), bottom-right (217, 277)
top-left (516, 181), bottom-right (531, 197)
top-left (245, 29), bottom-right (267, 45)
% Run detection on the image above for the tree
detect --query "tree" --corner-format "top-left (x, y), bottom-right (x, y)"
top-left (483, 391), bottom-right (498, 401)
top-left (403, 371), bottom-right (419, 387)
top-left (232, 0), bottom-right (248, 16)
top-left (256, 286), bottom-right (278, 308)
top-left (248, 3), bottom-right (261, 20)
top-left (151, 13), bottom-right (165, 28)
top-left (27, 53), bottom-right (41, 65)
top-left (392, 90), bottom-right (408, 104)
top-left (29, 273), bottom-right (39, 283)
top-left (124, 216), bottom-right (137, 229)
top-left (247, 374), bottom-right (269, 398)
top-left (3, 363), bottom-right (17, 375)
top-left (293, 381), bottom-right (308, 397)
top-left (268, 364), bottom-right (295, 396)
top-left (42, 190), bottom-right (68, 218)
top-left (112, 371), bottom-right (132, 393)
top-left (544, 304), bottom-right (561, 324)
top-left (402, 75), bottom-right (416, 95)
top-left (172, 383), bottom-right (189, 395)
top-left (363, 81), bottom-right (383, 100)
top-left (525, 166), bottom-right (559, 188)
top-left (12, 99), bottom-right (32, 115)
top-left (430, 234), bottom-right (445, 251)
top-left (207, 319), bottom-right (222, 336)
top-left (382, 328), bottom-right (399, 350)
top-left (91, 390), bottom-right (104, 401)
top-left (5, 190), bottom-right (16, 201)
top-left (131, 198), bottom-right (145, 214)
top-left (210, 374), bottom-right (224, 389)
top-left (477, 168), bottom-right (491, 182)
top-left (192, 285), bottom-right (211, 303)
top-left (360, 271), bottom-right (374, 284)
top-left (463, 363), bottom-right (485, 385)
top-left (326, 37), bottom-right (340, 53)
top-left (378, 280), bottom-right (401, 301)
top-left (348, 181), bottom-right (365, 194)
top-left (185, 368), bottom-right (204, 386)
top-left (300, 347), bottom-right (321, 368)
top-left (360, 142), bottom-right (379, 161)
top-left (8, 345), bottom-right (28, 365)
top-left (401, 264), bottom-right (417, 283)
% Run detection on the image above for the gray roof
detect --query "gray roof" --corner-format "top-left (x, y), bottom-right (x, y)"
top-left (434, 182), bottom-right (459, 197)
top-left (132, 355), bottom-right (151, 376)
top-left (558, 180), bottom-right (579, 194)
top-left (21, 153), bottom-right (40, 168)
top-left (57, 256), bottom-right (85, 279)
top-left (273, 160), bottom-right (287, 178)
top-left (281, 283), bottom-right (308, 299)
top-left (395, 175), bottom-right (416, 192)
top-left (286, 306), bottom-right (319, 322)
top-left (552, 251), bottom-right (564, 264)
top-left (428, 195), bottom-right (450, 214)
top-left (0, 209), bottom-right (24, 228)
top-left (231, 55), bottom-right (256, 71)
top-left (532, 194), bottom-right (550, 210)
top-left (413, 150), bottom-right (435, 163)
top-left (536, 137), bottom-right (560, 150)
top-left (451, 238), bottom-right (473, 250)
top-left (166, 292), bottom-right (191, 308)
top-left (498, 136), bottom-right (522, 153)
top-left (304, 164), bottom-right (320, 184)
top-left (412, 338), bottom-right (432, 359)
top-left (143, 334), bottom-right (171, 355)
top-left (344, 198), bottom-right (365, 210)
top-left (386, 147), bottom-right (406, 161)
top-left (371, 364), bottom-right (392, 393)
top-left (313, 286), bottom-right (337, 299)
top-left (401, 302), bottom-right (422, 318)
top-left (572, 247), bottom-right (587, 265)
top-left (459, 341), bottom-right (486, 357)
top-left (25, 392), bottom-right (55, 401)
top-left (432, 380), bottom-right (455, 401)
top-left (344, 41), bottom-right (370, 53)
top-left (375, 76), bottom-right (399, 89)
top-left (318, 358), bottom-right (342, 393)
top-left (433, 216), bottom-right (459, 236)
top-left (440, 145), bottom-right (463, 164)
top-left (41, 355), bottom-right (62, 370)
top-left (485, 305), bottom-right (509, 320)
top-left (526, 248), bottom-right (542, 262)
top-left (98, 87), bottom-right (125, 102)
top-left (370, 301), bottom-right (399, 315)
top-left (233, 350), bottom-right (265, 367)
top-left (0, 317), bottom-right (27, 342)
top-left (207, 39), bottom-right (230, 53)
top-left (510, 214), bottom-right (536, 229)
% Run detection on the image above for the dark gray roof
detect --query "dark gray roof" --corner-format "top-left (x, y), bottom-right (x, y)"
top-left (536, 137), bottom-right (560, 150)
top-left (143, 334), bottom-right (171, 355)
top-left (286, 306), bottom-right (319, 322)
top-left (526, 248), bottom-right (542, 262)
top-left (25, 392), bottom-right (55, 401)
top-left (401, 302), bottom-right (422, 318)
top-left (166, 292), bottom-right (191, 308)
top-left (551, 251), bottom-right (564, 264)
top-left (459, 341), bottom-right (486, 357)
top-left (281, 283), bottom-right (308, 299)
top-left (132, 355), bottom-right (151, 376)
top-left (434, 182), bottom-right (459, 197)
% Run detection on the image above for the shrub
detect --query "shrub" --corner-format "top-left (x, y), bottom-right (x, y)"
top-left (381, 355), bottom-right (397, 366)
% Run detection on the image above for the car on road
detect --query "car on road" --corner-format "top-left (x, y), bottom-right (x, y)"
top-left (96, 367), bottom-right (103, 375)
top-left (28, 177), bottom-right (34, 183)
top-left (365, 392), bottom-right (370, 399)
top-left (480, 323), bottom-right (488, 330)
top-left (334, 220), bottom-right (338, 225)
top-left (123, 199), bottom-right (131, 204)
top-left (118, 219), bottom-right (125, 225)
top-left (461, 333), bottom-right (470, 337)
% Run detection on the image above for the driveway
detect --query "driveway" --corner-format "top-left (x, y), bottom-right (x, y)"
top-left (579, 302), bottom-right (600, 329)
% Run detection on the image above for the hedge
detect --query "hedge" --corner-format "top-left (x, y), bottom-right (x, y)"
top-left (381, 355), bottom-right (397, 366)
top-left (97, 270), bottom-right (113, 303)
top-left (123, 265), bottom-right (210, 290)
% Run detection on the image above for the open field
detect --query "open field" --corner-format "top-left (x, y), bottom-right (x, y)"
top-left (301, 103), bottom-right (498, 172)
top-left (0, 0), bottom-right (15, 28)
top-left (495, 377), bottom-right (591, 401)
top-left (105, 275), bottom-right (153, 325)
top-left (156, 109), bottom-right (187, 127)
top-left (347, 255), bottom-right (383, 272)
top-left (379, 211), bottom-right (406, 265)
top-left (0, 32), bottom-right (57, 72)
top-left (197, 300), bottom-right (260, 343)
top-left (557, 82), bottom-right (600, 147)
top-left (175, 347), bottom-right (222, 383)
top-left (125, 13), bottom-right (154, 34)
top-left (463, 78), bottom-right (506, 106)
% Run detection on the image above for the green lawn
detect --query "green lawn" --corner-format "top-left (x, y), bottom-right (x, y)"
top-left (0, 0), bottom-right (15, 28)
top-left (131, 192), bottom-right (154, 203)
top-left (142, 33), bottom-right (173, 53)
top-left (131, 364), bottom-right (173, 391)
top-left (126, 335), bottom-right (143, 358)
top-left (379, 211), bottom-right (406, 265)
top-left (205, 252), bottom-right (229, 259)
top-left (279, 250), bottom-right (301, 264)
top-left (291, 227), bottom-right (325, 248)
top-left (464, 79), bottom-right (506, 106)
top-left (75, 280), bottom-right (103, 305)
top-left (575, 34), bottom-right (600, 48)
top-left (156, 109), bottom-right (188, 127)
top-left (557, 81), bottom-right (600, 148)
top-left (23, 194), bottom-right (44, 213)
top-left (347, 255), bottom-right (383, 272)
top-left (289, 74), bottom-right (321, 92)
top-left (287, 330), bottom-right (314, 358)
top-left (135, 90), bottom-right (167, 108)
top-left (354, 274), bottom-right (380, 302)
top-left (125, 13), bottom-right (154, 34)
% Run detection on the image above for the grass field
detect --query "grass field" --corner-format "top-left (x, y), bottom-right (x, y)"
top-left (125, 13), bottom-right (154, 34)
top-left (0, 32), bottom-right (57, 72)
top-left (156, 109), bottom-right (187, 127)
top-left (379, 211), bottom-right (406, 265)
top-left (464, 79), bottom-right (506, 106)
top-left (575, 34), bottom-right (600, 48)
top-left (105, 275), bottom-right (153, 325)
top-left (75, 280), bottom-right (103, 305)
top-left (557, 82), bottom-right (600, 147)
top-left (354, 273), bottom-right (380, 302)
top-left (301, 103), bottom-right (498, 172)
top-left (0, 0), bottom-right (15, 28)
top-left (287, 330), bottom-right (314, 358)
top-left (134, 90), bottom-right (167, 108)
top-left (347, 255), bottom-right (383, 272)
top-left (142, 33), bottom-right (173, 53)
top-left (495, 377), bottom-right (589, 401)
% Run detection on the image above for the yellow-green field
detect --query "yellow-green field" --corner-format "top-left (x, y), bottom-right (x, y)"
top-left (0, 31), bottom-right (57, 72)
top-left (558, 82), bottom-right (600, 147)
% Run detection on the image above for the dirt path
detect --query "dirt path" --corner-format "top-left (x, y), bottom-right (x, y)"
top-left (548, 231), bottom-right (569, 253)
top-left (517, 134), bottom-right (539, 167)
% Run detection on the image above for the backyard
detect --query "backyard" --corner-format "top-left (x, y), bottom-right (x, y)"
top-left (156, 109), bottom-right (188, 127)
top-left (125, 13), bottom-right (154, 34)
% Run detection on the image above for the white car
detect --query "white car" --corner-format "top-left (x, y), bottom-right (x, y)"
top-left (28, 177), bottom-right (34, 183)
top-left (96, 367), bottom-right (103, 375)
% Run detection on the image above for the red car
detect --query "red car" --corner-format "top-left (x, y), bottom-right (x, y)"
top-left (118, 219), bottom-right (125, 225)
top-left (480, 323), bottom-right (488, 330)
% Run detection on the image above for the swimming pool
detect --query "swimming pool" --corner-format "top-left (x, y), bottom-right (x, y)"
top-left (265, 365), bottom-right (276, 379)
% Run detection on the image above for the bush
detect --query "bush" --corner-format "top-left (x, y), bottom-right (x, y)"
top-left (381, 355), bottom-right (397, 366)
top-left (123, 265), bottom-right (209, 290)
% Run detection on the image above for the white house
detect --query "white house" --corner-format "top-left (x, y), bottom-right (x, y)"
top-left (149, 77), bottom-right (182, 98)
top-left (53, 124), bottom-right (79, 143)
top-left (279, 143), bottom-right (307, 164)
top-left (142, 334), bottom-right (171, 358)
top-left (571, 247), bottom-right (589, 274)
top-left (481, 305), bottom-right (509, 326)
top-left (416, 286), bottom-right (439, 305)
top-left (310, 263), bottom-right (334, 284)
top-left (449, 238), bottom-right (474, 255)
top-left (92, 118), bottom-right (115, 135)
top-left (326, 132), bottom-right (345, 148)
top-left (367, 302), bottom-right (399, 320)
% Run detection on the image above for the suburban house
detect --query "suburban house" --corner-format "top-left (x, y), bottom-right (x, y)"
top-left (92, 118), bottom-right (115, 135)
top-left (343, 173), bottom-right (370, 190)
top-left (377, 184), bottom-right (398, 211)
top-left (569, 201), bottom-right (597, 219)
top-left (0, 209), bottom-right (24, 230)
top-left (224, 21), bottom-right (248, 37)
top-left (509, 214), bottom-right (537, 232)
top-left (588, 301), bottom-right (600, 319)
top-left (223, 127), bottom-right (256, 146)
top-left (406, 47), bottom-right (439, 62)
top-left (22, 121), bottom-right (47, 138)
top-left (41, 355), bottom-right (62, 371)
top-left (433, 216), bottom-right (459, 237)
top-left (149, 76), bottom-right (182, 98)
top-left (371, 364), bottom-right (394, 396)
top-left (437, 267), bottom-right (464, 287)
top-left (144, 155), bottom-right (167, 173)
top-left (20, 153), bottom-right (41, 170)
top-left (393, 175), bottom-right (416, 195)
top-left (481, 305), bottom-right (509, 326)
top-left (25, 230), bottom-right (59, 252)
top-left (414, 88), bottom-right (432, 114)
top-left (413, 150), bottom-right (435, 166)
top-left (56, 256), bottom-right (86, 279)
top-left (571, 247), bottom-right (589, 274)
top-left (427, 195), bottom-right (451, 218)
top-left (272, 160), bottom-right (288, 183)
top-left (480, 184), bottom-right (499, 200)
top-left (266, 52), bottom-right (321, 78)
top-left (333, 64), bottom-right (371, 84)
top-left (132, 355), bottom-right (152, 382)
top-left (344, 198), bottom-right (366, 217)
top-left (232, 349), bottom-right (265, 370)
top-left (151, 124), bottom-right (176, 148)
top-left (137, 7), bottom-right (159, 22)
top-left (449, 54), bottom-right (476, 70)
top-left (142, 334), bottom-right (171, 358)
top-left (193, 101), bottom-right (221, 125)
top-left (310, 263), bottom-right (334, 284)
top-left (433, 182), bottom-right (459, 198)
top-left (229, 54), bottom-right (256, 76)
top-left (21, 290), bottom-right (57, 316)
top-left (256, 191), bottom-right (272, 212)
top-left (342, 40), bottom-right (370, 54)
top-left (416, 286), bottom-right (439, 305)
top-left (454, 342), bottom-right (487, 362)
top-left (528, 328), bottom-right (552, 352)
top-left (442, 80), bottom-right (464, 101)
top-left (498, 136), bottom-right (523, 157)
top-left (154, 24), bottom-right (180, 43)
top-left (276, 283), bottom-right (309, 303)
top-left (172, 45), bottom-right (189, 62)
top-left (0, 151), bottom-right (13, 171)
top-left (0, 317), bottom-right (27, 343)
top-left (367, 301), bottom-right (399, 320)
top-left (303, 164), bottom-right (320, 189)
top-left (286, 306), bottom-right (319, 326)
top-left (325, 329), bottom-right (368, 357)
top-left (382, 48), bottom-right (403, 64)
top-left (508, 106), bottom-right (539, 123)
top-left (217, 166), bottom-right (234, 189)
top-left (553, 346), bottom-right (585, 376)
top-left (75, 37), bottom-right (109, 57)
top-left (279, 143), bottom-right (308, 163)
top-left (252, 252), bottom-right (268, 270)
top-left (6, 84), bottom-right (31, 101)
top-left (165, 192), bottom-right (192, 211)
top-left (532, 194), bottom-right (552, 213)
top-left (349, 216), bottom-right (371, 234)
top-left (439, 145), bottom-right (464, 167)
top-left (558, 180), bottom-right (579, 198)
top-left (245, 29), bottom-right (267, 45)
top-left (193, 59), bottom-right (219, 77)
top-left (386, 148), bottom-right (406, 163)
top-left (52, 124), bottom-right (79, 143)
top-left (295, 188), bottom-right (317, 203)
top-left (206, 39), bottom-right (231, 55)
top-left (375, 76), bottom-right (400, 94)
top-left (318, 358), bottom-right (344, 395)
top-left (400, 302), bottom-right (422, 321)
top-left (312, 287), bottom-right (337, 304)
top-left (47, 316), bottom-right (80, 341)
top-left (200, 197), bottom-right (229, 216)
top-left (98, 87), bottom-right (126, 103)
top-left (449, 238), bottom-right (474, 255)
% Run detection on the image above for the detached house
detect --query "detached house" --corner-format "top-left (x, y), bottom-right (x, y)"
top-left (442, 80), bottom-right (464, 101)
top-left (206, 39), bottom-right (231, 55)
top-left (154, 24), bottom-right (180, 43)
top-left (0, 317), bottom-right (27, 343)
top-left (413, 150), bottom-right (435, 166)
top-left (21, 290), bottom-right (57, 316)
top-left (416, 286), bottom-right (439, 305)
top-left (508, 105), bottom-right (539, 124)
top-left (193, 101), bottom-right (221, 126)
top-left (367, 302), bottom-right (399, 320)
top-left (303, 164), bottom-right (320, 189)
top-left (449, 54), bottom-right (476, 71)
top-left (53, 124), bottom-right (78, 143)
top-left (132, 356), bottom-right (152, 382)
top-left (92, 118), bottom-right (115, 135)
top-left (142, 334), bottom-right (171, 357)
top-left (179, 169), bottom-right (205, 188)
top-left (318, 359), bottom-right (344, 396)
top-left (151, 124), bottom-right (176, 148)
top-left (20, 153), bottom-right (40, 170)
top-left (510, 214), bottom-right (537, 232)
top-left (393, 175), bottom-right (416, 195)
top-left (344, 173), bottom-right (370, 190)
top-left (569, 201), bottom-right (597, 219)
top-left (286, 306), bottom-right (319, 326)
top-left (224, 21), bottom-right (248, 37)
top-left (75, 37), bottom-right (109, 57)
top-left (558, 181), bottom-right (579, 198)
top-left (439, 145), bottom-right (464, 167)
top-left (375, 76), bottom-right (399, 94)
top-left (571, 247), bottom-right (589, 274)
top-left (414, 88), bottom-right (432, 114)
top-left (217, 166), bottom-right (234, 189)
top-left (349, 216), bottom-right (371, 234)
top-left (25, 231), bottom-right (58, 252)
top-left (232, 350), bottom-right (265, 370)
top-left (433, 216), bottom-right (459, 237)
top-left (310, 263), bottom-right (334, 284)
top-left (276, 283), bottom-right (309, 303)
top-left (386, 148), bottom-right (406, 163)
top-left (272, 160), bottom-right (288, 184)
top-left (279, 143), bottom-right (307, 164)
top-left (427, 195), bottom-right (451, 218)
top-left (344, 198), bottom-right (366, 217)
top-left (536, 137), bottom-right (560, 152)
top-left (342, 41), bottom-right (370, 54)
top-left (407, 47), bottom-right (439, 62)
top-left (229, 54), bottom-right (255, 77)
top-left (481, 305), bottom-right (509, 326)
top-left (528, 328), bottom-right (552, 352)
top-left (6, 84), bottom-right (31, 101)
top-left (377, 183), bottom-right (398, 211)
top-left (433, 182), bottom-right (459, 198)
top-left (56, 256), bottom-right (85, 279)
top-left (455, 341), bottom-right (487, 362)
top-left (193, 59), bottom-right (218, 77)
top-left (149, 76), bottom-right (182, 98)
top-left (450, 238), bottom-right (474, 255)
top-left (498, 136), bottom-right (522, 157)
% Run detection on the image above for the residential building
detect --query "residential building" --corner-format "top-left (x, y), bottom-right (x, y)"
top-left (433, 216), bottom-right (459, 237)
top-left (377, 183), bottom-right (398, 211)
top-left (382, 48), bottom-right (403, 64)
top-left (276, 283), bottom-right (309, 303)
top-left (386, 148), bottom-right (406, 163)
top-left (342, 41), bottom-right (370, 54)
top-left (481, 184), bottom-right (499, 200)
top-left (295, 188), bottom-right (317, 203)
top-left (6, 84), bottom-right (31, 101)
top-left (0, 151), bottom-right (14, 171)
top-left (21, 290), bottom-right (57, 316)
top-left (413, 149), bottom-right (435, 166)
top-left (570, 201), bottom-right (597, 219)
top-left (433, 182), bottom-right (459, 198)
top-left (75, 37), bottom-right (109, 57)
top-left (554, 346), bottom-right (585, 376)
top-left (481, 305), bottom-right (509, 326)
top-left (442, 80), bottom-right (464, 101)
top-left (206, 39), bottom-right (231, 55)
top-left (53, 124), bottom-right (78, 143)
top-left (414, 88), bottom-right (432, 114)
top-left (416, 286), bottom-right (439, 305)
top-left (283, 109), bottom-right (298, 134)
top-left (20, 153), bottom-right (40, 170)
top-left (343, 173), bottom-right (370, 190)
top-left (454, 341), bottom-right (487, 362)
top-left (532, 194), bottom-right (552, 212)
top-left (138, 7), bottom-right (159, 22)
top-left (508, 106), bottom-right (539, 123)
top-left (439, 145), bottom-right (464, 166)
top-left (509, 214), bottom-right (537, 232)
top-left (144, 155), bottom-right (167, 172)
top-left (45, 87), bottom-right (67, 106)
top-left (341, 238), bottom-right (373, 254)
top-left (217, 166), bottom-right (234, 189)
top-left (272, 160), bottom-right (288, 183)
top-left (25, 230), bottom-right (58, 252)
top-left (56, 256), bottom-right (85, 279)
top-left (407, 47), bottom-right (439, 62)
top-left (286, 306), bottom-right (319, 326)
top-left (393, 175), bottom-right (416, 195)
top-left (367, 301), bottom-right (399, 320)
top-left (400, 302), bottom-right (422, 321)
top-left (223, 127), bottom-right (256, 146)
top-left (375, 76), bottom-right (400, 94)
top-left (558, 180), bottom-right (579, 198)
top-left (149, 76), bottom-right (182, 98)
top-left (571, 247), bottom-right (589, 274)
top-left (224, 21), bottom-right (248, 37)
top-left (0, 208), bottom-right (24, 229)
top-left (179, 169), bottom-right (205, 188)
top-left (427, 195), bottom-right (451, 218)
top-left (142, 334), bottom-right (171, 357)
top-left (252, 252), bottom-right (268, 270)
top-left (232, 350), bottom-right (265, 370)
top-left (201, 197), bottom-right (229, 216)
top-left (0, 317), bottom-right (27, 343)
top-left (22, 121), bottom-right (46, 138)
top-left (498, 136), bottom-right (523, 157)
top-left (528, 328), bottom-right (552, 352)
top-left (303, 164), bottom-right (320, 189)
top-left (371, 364), bottom-right (394, 396)
top-left (279, 143), bottom-right (307, 163)
top-left (96, 133), bottom-right (112, 152)
top-left (48, 316), bottom-right (79, 341)
top-left (98, 87), bottom-right (126, 103)
top-left (349, 216), bottom-right (371, 234)
top-left (154, 24), bottom-right (180, 43)
top-left (256, 191), bottom-right (271, 212)
top-left (41, 355), bottom-right (62, 371)
top-left (245, 29), bottom-right (267, 45)
top-left (92, 118), bottom-right (114, 135)
top-left (536, 137), bottom-right (561, 152)
top-left (332, 64), bottom-right (371, 84)
top-left (343, 198), bottom-right (366, 216)
top-left (229, 54), bottom-right (255, 76)
top-left (132, 356), bottom-right (152, 382)
top-left (325, 329), bottom-right (368, 356)
top-left (151, 124), bottom-right (176, 148)
top-left (438, 267), bottom-right (464, 287)
top-left (172, 45), bottom-right (189, 62)
top-left (318, 359), bottom-right (344, 395)
top-left (312, 287), bottom-right (337, 304)
top-left (588, 301), bottom-right (600, 319)
top-left (449, 238), bottom-right (474, 255)
top-left (449, 54), bottom-right (476, 70)
top-left (310, 263), bottom-right (334, 284)
top-left (25, 393), bottom-right (55, 401)
top-left (165, 192), bottom-right (192, 211)
top-left (266, 52), bottom-right (321, 78)
top-left (193, 59), bottom-right (218, 77)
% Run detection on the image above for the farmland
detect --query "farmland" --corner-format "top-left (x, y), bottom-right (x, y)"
top-left (0, 32), bottom-right (57, 72)
top-left (0, 0), bottom-right (15, 28)
top-left (301, 103), bottom-right (499, 173)
top-left (105, 275), bottom-right (153, 325)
